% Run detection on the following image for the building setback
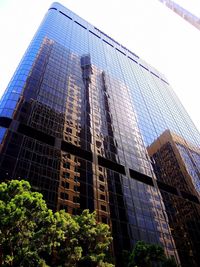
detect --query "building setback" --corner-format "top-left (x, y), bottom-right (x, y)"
top-left (0, 2), bottom-right (200, 266)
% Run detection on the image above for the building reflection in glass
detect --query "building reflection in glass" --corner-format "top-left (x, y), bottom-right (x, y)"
top-left (148, 130), bottom-right (200, 267)
top-left (0, 3), bottom-right (200, 266)
top-left (0, 37), bottom-right (179, 266)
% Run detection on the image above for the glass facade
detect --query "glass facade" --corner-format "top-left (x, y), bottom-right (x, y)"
top-left (148, 130), bottom-right (200, 267)
top-left (0, 3), bottom-right (199, 266)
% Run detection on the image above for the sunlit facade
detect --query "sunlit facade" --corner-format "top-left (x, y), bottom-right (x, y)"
top-left (148, 130), bottom-right (200, 266)
top-left (0, 3), bottom-right (200, 266)
top-left (148, 130), bottom-right (200, 197)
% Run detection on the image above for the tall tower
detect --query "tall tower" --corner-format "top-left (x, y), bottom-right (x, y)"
top-left (159, 0), bottom-right (200, 30)
top-left (0, 3), bottom-right (200, 266)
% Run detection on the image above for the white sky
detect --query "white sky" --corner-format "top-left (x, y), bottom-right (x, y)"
top-left (0, 0), bottom-right (200, 132)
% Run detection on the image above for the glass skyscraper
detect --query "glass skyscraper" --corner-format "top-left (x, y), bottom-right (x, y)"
top-left (0, 2), bottom-right (200, 266)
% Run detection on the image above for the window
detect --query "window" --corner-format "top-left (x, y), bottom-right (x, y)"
top-left (61, 181), bottom-right (69, 188)
top-left (100, 194), bottom-right (106, 200)
top-left (74, 176), bottom-right (79, 182)
top-left (60, 192), bottom-right (68, 200)
top-left (101, 217), bottom-right (108, 224)
top-left (63, 172), bottom-right (70, 179)
top-left (74, 185), bottom-right (80, 192)
top-left (63, 162), bottom-right (70, 169)
top-left (101, 205), bottom-right (107, 211)
top-left (73, 196), bottom-right (80, 203)
top-left (74, 165), bottom-right (79, 172)
top-left (66, 127), bottom-right (72, 134)
top-left (99, 185), bottom-right (105, 192)
top-left (99, 175), bottom-right (104, 182)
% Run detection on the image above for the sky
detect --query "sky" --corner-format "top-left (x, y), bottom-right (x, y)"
top-left (0, 0), bottom-right (200, 132)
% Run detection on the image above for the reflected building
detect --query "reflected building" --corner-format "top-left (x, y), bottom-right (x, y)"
top-left (148, 130), bottom-right (200, 198)
top-left (0, 3), bottom-right (199, 266)
top-left (148, 130), bottom-right (200, 266)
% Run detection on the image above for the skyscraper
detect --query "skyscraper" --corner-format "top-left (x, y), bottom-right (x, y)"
top-left (148, 130), bottom-right (200, 266)
top-left (158, 0), bottom-right (200, 30)
top-left (0, 2), bottom-right (199, 266)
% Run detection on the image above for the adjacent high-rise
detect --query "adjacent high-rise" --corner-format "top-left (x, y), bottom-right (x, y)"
top-left (0, 3), bottom-right (200, 266)
top-left (159, 0), bottom-right (200, 30)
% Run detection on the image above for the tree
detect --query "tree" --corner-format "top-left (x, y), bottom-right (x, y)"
top-left (0, 179), bottom-right (53, 266)
top-left (127, 241), bottom-right (178, 267)
top-left (0, 180), bottom-right (114, 267)
top-left (74, 210), bottom-right (113, 267)
top-left (162, 257), bottom-right (179, 267)
top-left (46, 210), bottom-right (81, 267)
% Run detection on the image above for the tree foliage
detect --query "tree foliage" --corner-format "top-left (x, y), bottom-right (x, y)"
top-left (0, 180), bottom-right (113, 267)
top-left (127, 241), bottom-right (178, 267)
top-left (162, 257), bottom-right (178, 267)
top-left (74, 210), bottom-right (113, 266)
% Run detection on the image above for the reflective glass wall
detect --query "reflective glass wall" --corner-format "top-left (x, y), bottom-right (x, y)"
top-left (0, 3), bottom-right (200, 266)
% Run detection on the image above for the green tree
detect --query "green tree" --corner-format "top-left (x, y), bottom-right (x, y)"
top-left (128, 241), bottom-right (165, 267)
top-left (127, 241), bottom-right (178, 267)
top-left (0, 179), bottom-right (53, 266)
top-left (0, 180), bottom-right (114, 267)
top-left (162, 257), bottom-right (178, 267)
top-left (74, 210), bottom-right (113, 267)
top-left (50, 210), bottom-right (81, 267)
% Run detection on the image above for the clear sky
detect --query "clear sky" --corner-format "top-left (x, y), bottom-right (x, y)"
top-left (0, 0), bottom-right (200, 132)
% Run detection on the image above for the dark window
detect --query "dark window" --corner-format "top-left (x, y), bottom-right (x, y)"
top-left (99, 185), bottom-right (105, 192)
top-left (66, 127), bottom-right (72, 134)
top-left (100, 194), bottom-right (106, 200)
top-left (74, 185), bottom-right (80, 192)
top-left (61, 181), bottom-right (69, 189)
top-left (64, 162), bottom-right (70, 169)
top-left (73, 196), bottom-right (80, 203)
top-left (60, 192), bottom-right (68, 200)
top-left (101, 205), bottom-right (107, 211)
top-left (74, 176), bottom-right (79, 182)
top-left (99, 175), bottom-right (104, 182)
top-left (102, 217), bottom-right (108, 224)
top-left (74, 165), bottom-right (79, 172)
top-left (63, 172), bottom-right (70, 179)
